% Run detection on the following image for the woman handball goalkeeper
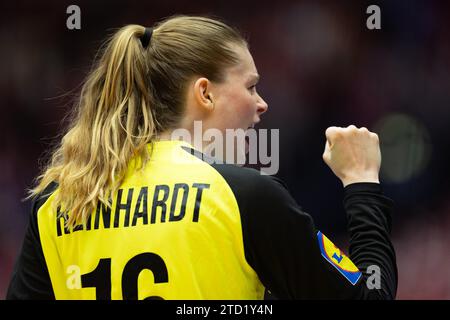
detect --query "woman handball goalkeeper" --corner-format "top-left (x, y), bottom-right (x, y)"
top-left (7, 15), bottom-right (397, 300)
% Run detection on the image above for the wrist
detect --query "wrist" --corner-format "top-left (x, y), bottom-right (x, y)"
top-left (340, 173), bottom-right (380, 187)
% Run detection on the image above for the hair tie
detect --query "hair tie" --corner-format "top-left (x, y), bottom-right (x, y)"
top-left (140, 27), bottom-right (153, 49)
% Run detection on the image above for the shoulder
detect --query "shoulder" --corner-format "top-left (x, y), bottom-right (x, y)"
top-left (180, 145), bottom-right (290, 200)
top-left (212, 163), bottom-right (288, 200)
top-left (30, 182), bottom-right (59, 219)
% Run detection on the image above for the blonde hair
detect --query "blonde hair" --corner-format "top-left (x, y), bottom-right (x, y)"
top-left (29, 15), bottom-right (247, 228)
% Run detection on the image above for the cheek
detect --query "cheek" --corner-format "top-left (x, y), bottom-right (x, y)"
top-left (230, 92), bottom-right (255, 121)
top-left (216, 88), bottom-right (255, 129)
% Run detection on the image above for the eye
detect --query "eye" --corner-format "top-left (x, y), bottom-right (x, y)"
top-left (248, 85), bottom-right (257, 92)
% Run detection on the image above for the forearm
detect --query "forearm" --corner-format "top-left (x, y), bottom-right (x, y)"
top-left (344, 183), bottom-right (398, 299)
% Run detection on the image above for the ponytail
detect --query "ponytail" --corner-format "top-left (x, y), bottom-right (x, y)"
top-left (30, 25), bottom-right (157, 228)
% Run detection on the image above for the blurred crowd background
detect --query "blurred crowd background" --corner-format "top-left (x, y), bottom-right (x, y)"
top-left (1, 0), bottom-right (449, 299)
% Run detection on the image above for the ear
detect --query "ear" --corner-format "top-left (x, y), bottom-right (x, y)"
top-left (193, 77), bottom-right (215, 111)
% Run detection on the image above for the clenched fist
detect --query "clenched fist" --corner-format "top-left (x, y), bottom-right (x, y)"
top-left (323, 125), bottom-right (381, 187)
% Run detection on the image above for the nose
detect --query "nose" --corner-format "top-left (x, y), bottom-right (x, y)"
top-left (257, 94), bottom-right (268, 115)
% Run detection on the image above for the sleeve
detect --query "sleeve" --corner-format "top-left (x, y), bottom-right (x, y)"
top-left (235, 173), bottom-right (397, 299)
top-left (6, 191), bottom-right (55, 300)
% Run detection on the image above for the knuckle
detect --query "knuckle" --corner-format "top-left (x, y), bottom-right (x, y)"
top-left (325, 126), bottom-right (336, 134)
top-left (346, 125), bottom-right (358, 134)
top-left (371, 132), bottom-right (379, 141)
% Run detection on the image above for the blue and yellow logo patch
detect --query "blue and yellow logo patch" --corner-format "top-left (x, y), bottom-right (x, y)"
top-left (317, 231), bottom-right (362, 285)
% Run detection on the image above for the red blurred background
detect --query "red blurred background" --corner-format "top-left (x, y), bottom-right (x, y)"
top-left (1, 0), bottom-right (449, 299)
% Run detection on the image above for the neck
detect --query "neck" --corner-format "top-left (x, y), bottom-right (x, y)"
top-left (157, 127), bottom-right (231, 164)
top-left (157, 127), bottom-right (209, 152)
